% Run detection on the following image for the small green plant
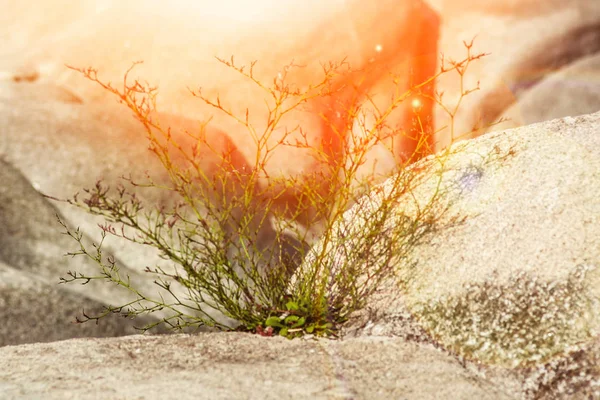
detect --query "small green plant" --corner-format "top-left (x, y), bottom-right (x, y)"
top-left (253, 299), bottom-right (334, 338)
top-left (57, 41), bottom-right (487, 337)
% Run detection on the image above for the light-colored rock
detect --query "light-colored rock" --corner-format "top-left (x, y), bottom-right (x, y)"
top-left (0, 155), bottom-right (152, 300)
top-left (0, 261), bottom-right (165, 347)
top-left (0, 333), bottom-right (521, 399)
top-left (296, 111), bottom-right (600, 370)
top-left (433, 0), bottom-right (600, 148)
top-left (0, 157), bottom-right (171, 346)
top-left (499, 52), bottom-right (600, 129)
top-left (0, 101), bottom-right (177, 295)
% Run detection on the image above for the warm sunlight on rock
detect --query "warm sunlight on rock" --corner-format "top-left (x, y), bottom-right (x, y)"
top-left (0, 0), bottom-right (439, 177)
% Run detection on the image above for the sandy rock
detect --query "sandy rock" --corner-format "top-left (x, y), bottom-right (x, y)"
top-left (0, 157), bottom-right (169, 345)
top-left (0, 156), bottom-right (152, 298)
top-left (0, 333), bottom-right (521, 399)
top-left (0, 83), bottom-right (246, 278)
top-left (296, 111), bottom-right (600, 371)
top-left (0, 140), bottom-right (168, 302)
top-left (522, 337), bottom-right (600, 399)
top-left (0, 261), bottom-right (162, 347)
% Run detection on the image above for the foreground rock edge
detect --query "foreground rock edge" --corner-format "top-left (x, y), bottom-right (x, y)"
top-left (0, 332), bottom-right (521, 399)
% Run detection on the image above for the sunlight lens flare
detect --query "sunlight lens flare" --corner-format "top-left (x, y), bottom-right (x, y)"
top-left (411, 97), bottom-right (423, 111)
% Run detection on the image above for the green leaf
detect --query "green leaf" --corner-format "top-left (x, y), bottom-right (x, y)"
top-left (279, 327), bottom-right (288, 337)
top-left (291, 317), bottom-right (306, 329)
top-left (284, 315), bottom-right (300, 324)
top-left (306, 325), bottom-right (315, 334)
top-left (285, 301), bottom-right (299, 311)
top-left (265, 316), bottom-right (284, 328)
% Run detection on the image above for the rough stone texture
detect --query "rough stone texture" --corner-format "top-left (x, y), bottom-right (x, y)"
top-left (0, 261), bottom-right (163, 347)
top-left (402, 112), bottom-right (600, 304)
top-left (0, 155), bottom-right (162, 304)
top-left (299, 111), bottom-right (600, 372)
top-left (0, 157), bottom-right (168, 346)
top-left (0, 333), bottom-right (521, 400)
top-left (522, 337), bottom-right (600, 399)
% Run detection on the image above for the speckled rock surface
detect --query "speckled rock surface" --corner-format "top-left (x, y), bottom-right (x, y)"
top-left (0, 333), bottom-right (521, 400)
top-left (301, 112), bottom-right (600, 378)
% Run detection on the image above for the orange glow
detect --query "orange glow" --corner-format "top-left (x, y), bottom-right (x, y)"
top-left (4, 0), bottom-right (438, 171)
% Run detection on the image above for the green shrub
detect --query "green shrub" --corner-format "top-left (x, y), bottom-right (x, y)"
top-left (57, 41), bottom-right (487, 338)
